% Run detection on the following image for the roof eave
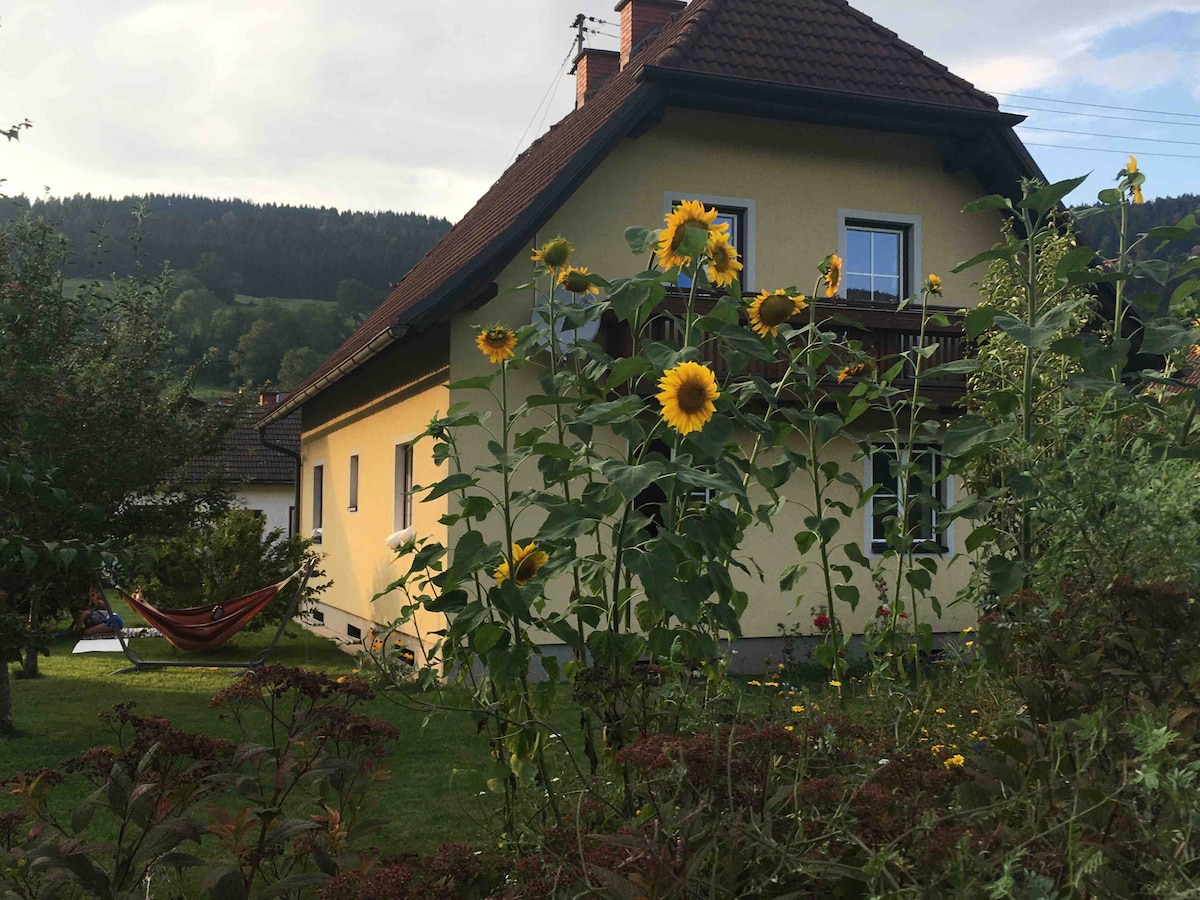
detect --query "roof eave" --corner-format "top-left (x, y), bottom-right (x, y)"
top-left (642, 65), bottom-right (1025, 131)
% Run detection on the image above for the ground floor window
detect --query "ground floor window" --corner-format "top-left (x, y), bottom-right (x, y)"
top-left (867, 445), bottom-right (948, 554)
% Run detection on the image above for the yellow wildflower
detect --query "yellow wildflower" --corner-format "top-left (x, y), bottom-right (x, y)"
top-left (944, 754), bottom-right (965, 769)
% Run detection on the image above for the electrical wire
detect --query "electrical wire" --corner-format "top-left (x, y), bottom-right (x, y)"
top-left (1017, 125), bottom-right (1200, 148)
top-left (1002, 104), bottom-right (1200, 129)
top-left (507, 41), bottom-right (576, 166)
top-left (1022, 141), bottom-right (1200, 161)
top-left (990, 90), bottom-right (1200, 120)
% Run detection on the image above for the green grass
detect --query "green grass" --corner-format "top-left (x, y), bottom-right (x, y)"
top-left (0, 613), bottom-right (496, 854)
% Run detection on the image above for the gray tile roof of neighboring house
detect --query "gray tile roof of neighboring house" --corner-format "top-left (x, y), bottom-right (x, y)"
top-left (265, 0), bottom-right (1026, 426)
top-left (185, 406), bottom-right (299, 485)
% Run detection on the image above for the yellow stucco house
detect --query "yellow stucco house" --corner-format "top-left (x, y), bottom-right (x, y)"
top-left (260, 0), bottom-right (1042, 671)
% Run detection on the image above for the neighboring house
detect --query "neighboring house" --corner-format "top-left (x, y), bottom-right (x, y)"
top-left (260, 0), bottom-right (1042, 668)
top-left (187, 393), bottom-right (300, 538)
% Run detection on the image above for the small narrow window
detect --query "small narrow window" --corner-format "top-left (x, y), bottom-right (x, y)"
top-left (348, 454), bottom-right (359, 511)
top-left (287, 506), bottom-right (296, 537)
top-left (311, 465), bottom-right (324, 541)
top-left (311, 609), bottom-right (325, 624)
top-left (394, 443), bottom-right (414, 530)
top-left (346, 623), bottom-right (361, 640)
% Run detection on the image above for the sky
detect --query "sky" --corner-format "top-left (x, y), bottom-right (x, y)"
top-left (2, 0), bottom-right (1199, 222)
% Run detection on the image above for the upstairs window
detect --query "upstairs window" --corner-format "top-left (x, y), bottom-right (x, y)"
top-left (838, 210), bottom-right (921, 306)
top-left (348, 454), bottom-right (360, 511)
top-left (664, 194), bottom-right (755, 290)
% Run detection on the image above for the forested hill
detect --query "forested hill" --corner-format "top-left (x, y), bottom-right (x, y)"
top-left (0, 193), bottom-right (451, 301)
top-left (1074, 193), bottom-right (1200, 263)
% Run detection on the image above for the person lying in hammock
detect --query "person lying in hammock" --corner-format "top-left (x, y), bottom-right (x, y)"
top-left (76, 588), bottom-right (124, 637)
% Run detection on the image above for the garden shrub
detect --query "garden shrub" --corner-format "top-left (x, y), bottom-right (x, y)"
top-left (133, 507), bottom-right (327, 630)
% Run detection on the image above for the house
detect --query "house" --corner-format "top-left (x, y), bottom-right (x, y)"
top-left (259, 0), bottom-right (1042, 668)
top-left (186, 392), bottom-right (300, 538)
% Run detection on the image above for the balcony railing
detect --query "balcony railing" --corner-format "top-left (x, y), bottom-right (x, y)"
top-left (601, 291), bottom-right (968, 405)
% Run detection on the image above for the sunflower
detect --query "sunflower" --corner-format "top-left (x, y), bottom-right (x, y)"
top-left (531, 237), bottom-right (573, 269)
top-left (746, 289), bottom-right (806, 337)
top-left (1131, 183), bottom-right (1145, 205)
top-left (657, 361), bottom-right (720, 435)
top-left (705, 232), bottom-right (743, 289)
top-left (656, 200), bottom-right (728, 271)
top-left (557, 265), bottom-right (599, 296)
top-left (476, 326), bottom-right (517, 364)
top-left (824, 254), bottom-right (843, 298)
top-left (836, 363), bottom-right (865, 384)
top-left (1127, 154), bottom-right (1139, 175)
top-left (494, 542), bottom-right (549, 586)
top-left (925, 273), bottom-right (942, 295)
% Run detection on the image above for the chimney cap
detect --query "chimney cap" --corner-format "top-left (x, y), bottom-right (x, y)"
top-left (614, 0), bottom-right (686, 11)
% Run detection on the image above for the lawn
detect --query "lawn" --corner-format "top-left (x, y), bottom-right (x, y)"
top-left (0, 600), bottom-right (497, 856)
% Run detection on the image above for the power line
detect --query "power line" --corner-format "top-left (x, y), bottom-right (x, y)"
top-left (1002, 104), bottom-right (1200, 129)
top-left (507, 41), bottom-right (576, 166)
top-left (1017, 125), bottom-right (1200, 148)
top-left (990, 90), bottom-right (1200, 121)
top-left (1022, 141), bottom-right (1200, 161)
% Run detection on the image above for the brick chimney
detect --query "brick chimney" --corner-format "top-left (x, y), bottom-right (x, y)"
top-left (573, 48), bottom-right (620, 108)
top-left (615, 0), bottom-right (686, 69)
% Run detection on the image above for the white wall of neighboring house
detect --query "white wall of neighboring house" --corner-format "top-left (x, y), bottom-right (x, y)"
top-left (235, 484), bottom-right (295, 539)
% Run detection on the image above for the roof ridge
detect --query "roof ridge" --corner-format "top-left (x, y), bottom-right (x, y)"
top-left (826, 0), bottom-right (997, 110)
top-left (653, 0), bottom-right (725, 68)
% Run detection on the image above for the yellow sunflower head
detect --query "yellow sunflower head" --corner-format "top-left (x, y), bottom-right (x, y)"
top-left (557, 265), bottom-right (599, 296)
top-left (824, 254), bottom-right (843, 298)
top-left (925, 273), bottom-right (943, 295)
top-left (656, 361), bottom-right (720, 435)
top-left (476, 326), bottom-right (517, 364)
top-left (494, 542), bottom-right (549, 586)
top-left (836, 363), bottom-right (865, 384)
top-left (747, 289), bottom-right (806, 337)
top-left (705, 232), bottom-right (743, 289)
top-left (1131, 183), bottom-right (1145, 205)
top-left (656, 200), bottom-right (728, 271)
top-left (1127, 154), bottom-right (1138, 175)
top-left (531, 237), bottom-right (573, 270)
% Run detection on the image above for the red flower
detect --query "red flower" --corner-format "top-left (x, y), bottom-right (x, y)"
top-left (899, 612), bottom-right (909, 619)
top-left (876, 606), bottom-right (891, 618)
top-left (814, 613), bottom-right (831, 630)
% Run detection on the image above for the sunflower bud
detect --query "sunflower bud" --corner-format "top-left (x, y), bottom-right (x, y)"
top-left (532, 237), bottom-right (573, 269)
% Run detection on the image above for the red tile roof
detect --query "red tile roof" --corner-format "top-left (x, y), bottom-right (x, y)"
top-left (266, 0), bottom-right (1018, 425)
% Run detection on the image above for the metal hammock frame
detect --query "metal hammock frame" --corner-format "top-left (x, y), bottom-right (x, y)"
top-left (99, 558), bottom-right (315, 675)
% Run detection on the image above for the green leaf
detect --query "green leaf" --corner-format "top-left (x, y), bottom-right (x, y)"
top-left (943, 415), bottom-right (1016, 457)
top-left (965, 306), bottom-right (999, 341)
top-left (1054, 245), bottom-right (1097, 281)
top-left (608, 278), bottom-right (664, 322)
top-left (834, 583), bottom-right (860, 610)
top-left (923, 358), bottom-right (979, 378)
top-left (422, 473), bottom-right (477, 502)
top-left (794, 531), bottom-right (818, 554)
top-left (1133, 259), bottom-right (1170, 286)
top-left (953, 247), bottom-right (1016, 274)
top-left (1146, 225), bottom-right (1198, 242)
top-left (987, 555), bottom-right (1026, 598)
top-left (607, 356), bottom-right (654, 389)
top-left (576, 394), bottom-right (645, 425)
top-left (473, 622), bottom-right (509, 655)
top-left (1140, 319), bottom-right (1193, 355)
top-left (905, 569), bottom-right (932, 593)
top-left (1017, 174), bottom-right (1089, 215)
top-left (1097, 188), bottom-right (1123, 204)
top-left (963, 195), bottom-right (1013, 213)
top-left (448, 374), bottom-right (498, 391)
top-left (625, 225), bottom-right (659, 256)
top-left (200, 865), bottom-right (246, 900)
top-left (599, 459), bottom-right (664, 504)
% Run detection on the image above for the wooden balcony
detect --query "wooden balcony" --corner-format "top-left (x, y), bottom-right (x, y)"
top-left (601, 291), bottom-right (968, 407)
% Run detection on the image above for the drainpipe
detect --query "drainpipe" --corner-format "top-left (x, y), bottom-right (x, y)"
top-left (258, 423), bottom-right (301, 538)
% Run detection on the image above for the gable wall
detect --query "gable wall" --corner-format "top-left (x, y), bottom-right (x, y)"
top-left (446, 107), bottom-right (1007, 647)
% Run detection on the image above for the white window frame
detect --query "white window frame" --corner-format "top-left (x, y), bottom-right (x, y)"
top-left (837, 209), bottom-right (922, 305)
top-left (347, 452), bottom-right (360, 512)
top-left (663, 192), bottom-right (756, 291)
top-left (393, 437), bottom-right (416, 531)
top-left (864, 444), bottom-right (952, 557)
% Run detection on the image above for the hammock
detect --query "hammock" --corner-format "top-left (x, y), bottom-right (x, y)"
top-left (100, 559), bottom-right (314, 674)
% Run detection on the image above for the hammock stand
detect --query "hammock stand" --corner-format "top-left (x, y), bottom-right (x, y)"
top-left (100, 558), bottom-right (314, 675)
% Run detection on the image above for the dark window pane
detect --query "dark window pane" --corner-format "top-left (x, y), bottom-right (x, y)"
top-left (873, 276), bottom-right (900, 305)
top-left (845, 274), bottom-right (873, 303)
